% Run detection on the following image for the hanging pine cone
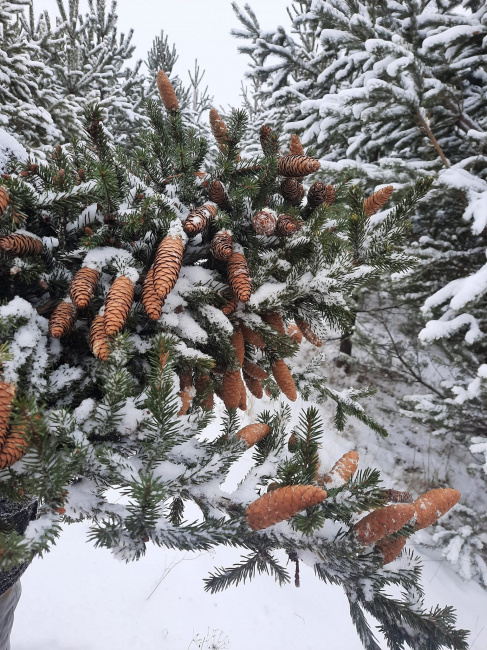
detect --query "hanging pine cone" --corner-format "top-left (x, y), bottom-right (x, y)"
top-left (295, 319), bottom-right (322, 347)
top-left (259, 125), bottom-right (273, 154)
top-left (157, 70), bottom-right (179, 111)
top-left (240, 322), bottom-right (265, 348)
top-left (238, 376), bottom-right (247, 411)
top-left (220, 371), bottom-right (242, 410)
top-left (210, 230), bottom-right (233, 261)
top-left (178, 371), bottom-right (193, 416)
top-left (319, 451), bottom-right (359, 487)
top-left (0, 187), bottom-right (9, 215)
top-left (0, 382), bottom-right (16, 448)
top-left (104, 276), bottom-right (134, 335)
top-left (221, 293), bottom-right (239, 315)
top-left (227, 252), bottom-right (252, 302)
top-left (262, 312), bottom-right (285, 335)
top-left (231, 326), bottom-right (245, 367)
top-left (237, 423), bottom-right (271, 447)
top-left (289, 133), bottom-right (304, 156)
top-left (48, 301), bottom-right (77, 338)
top-left (183, 204), bottom-right (217, 236)
top-left (354, 504), bottom-right (416, 546)
top-left (0, 423), bottom-right (29, 470)
top-left (272, 359), bottom-right (297, 401)
top-left (89, 314), bottom-right (110, 361)
top-left (385, 489), bottom-right (413, 504)
top-left (242, 361), bottom-right (269, 380)
top-left (252, 209), bottom-right (278, 236)
top-left (287, 324), bottom-right (303, 344)
top-left (69, 267), bottom-right (100, 309)
top-left (413, 488), bottom-right (461, 530)
top-left (278, 155), bottom-right (320, 178)
top-left (376, 536), bottom-right (407, 565)
top-left (307, 182), bottom-right (336, 209)
top-left (153, 234), bottom-right (184, 300)
top-left (0, 233), bottom-right (43, 256)
top-left (195, 374), bottom-right (214, 410)
top-left (208, 180), bottom-right (231, 212)
top-left (142, 268), bottom-right (164, 321)
top-left (363, 185), bottom-right (394, 217)
top-left (246, 485), bottom-right (327, 531)
top-left (279, 178), bottom-right (305, 206)
top-left (276, 214), bottom-right (300, 237)
top-left (243, 372), bottom-right (263, 399)
top-left (210, 108), bottom-right (228, 149)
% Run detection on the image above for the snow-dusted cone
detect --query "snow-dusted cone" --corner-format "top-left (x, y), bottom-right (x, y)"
top-left (0, 187), bottom-right (9, 214)
top-left (262, 312), bottom-right (285, 335)
top-left (272, 359), bottom-right (297, 401)
top-left (208, 180), bottom-right (231, 211)
top-left (363, 185), bottom-right (393, 217)
top-left (307, 182), bottom-right (336, 209)
top-left (414, 488), bottom-right (461, 530)
top-left (243, 372), bottom-right (263, 399)
top-left (246, 485), bottom-right (327, 530)
top-left (0, 233), bottom-right (43, 256)
top-left (252, 209), bottom-right (277, 236)
top-left (48, 301), bottom-right (77, 338)
top-left (322, 451), bottom-right (359, 486)
top-left (195, 374), bottom-right (214, 410)
top-left (221, 293), bottom-right (239, 315)
top-left (89, 314), bottom-right (110, 361)
top-left (178, 371), bottom-right (193, 416)
top-left (220, 370), bottom-right (242, 410)
top-left (386, 489), bottom-right (413, 504)
top-left (153, 234), bottom-right (184, 300)
top-left (237, 423), bottom-right (271, 447)
top-left (295, 319), bottom-right (322, 347)
top-left (104, 276), bottom-right (134, 335)
top-left (280, 178), bottom-right (305, 205)
top-left (289, 133), bottom-right (304, 156)
top-left (210, 108), bottom-right (228, 149)
top-left (231, 326), bottom-right (245, 366)
top-left (276, 214), bottom-right (300, 237)
top-left (183, 204), bottom-right (217, 236)
top-left (0, 423), bottom-right (29, 470)
top-left (0, 382), bottom-right (16, 447)
top-left (69, 267), bottom-right (100, 309)
top-left (240, 322), bottom-right (265, 348)
top-left (157, 70), bottom-right (179, 111)
top-left (354, 504), bottom-right (416, 546)
top-left (287, 324), bottom-right (303, 344)
top-left (376, 536), bottom-right (407, 565)
top-left (210, 230), bottom-right (233, 261)
top-left (227, 252), bottom-right (252, 302)
top-left (141, 268), bottom-right (163, 321)
top-left (242, 361), bottom-right (268, 380)
top-left (278, 155), bottom-right (320, 178)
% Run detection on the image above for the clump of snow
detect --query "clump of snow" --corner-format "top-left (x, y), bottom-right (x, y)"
top-left (0, 128), bottom-right (27, 173)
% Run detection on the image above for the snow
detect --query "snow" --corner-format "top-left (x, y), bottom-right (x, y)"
top-left (0, 128), bottom-right (27, 173)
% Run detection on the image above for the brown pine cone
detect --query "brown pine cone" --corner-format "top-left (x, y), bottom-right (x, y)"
top-left (237, 423), bottom-right (271, 447)
top-left (243, 371), bottom-right (263, 399)
top-left (0, 424), bottom-right (29, 470)
top-left (227, 252), bottom-right (252, 302)
top-left (240, 322), bottom-right (265, 348)
top-left (195, 374), bottom-right (214, 410)
top-left (289, 133), bottom-right (304, 156)
top-left (89, 314), bottom-right (110, 361)
top-left (183, 204), bottom-right (217, 236)
top-left (295, 319), bottom-right (322, 347)
top-left (354, 504), bottom-right (416, 546)
top-left (280, 178), bottom-right (305, 206)
top-left (278, 155), bottom-right (320, 178)
top-left (210, 108), bottom-right (228, 149)
top-left (385, 489), bottom-right (413, 504)
top-left (307, 182), bottom-right (336, 209)
top-left (178, 371), bottom-right (193, 416)
top-left (287, 324), bottom-right (303, 344)
top-left (104, 276), bottom-right (134, 335)
top-left (288, 432), bottom-right (298, 452)
top-left (69, 267), bottom-right (100, 309)
top-left (210, 230), bottom-right (233, 261)
top-left (376, 536), bottom-right (407, 565)
top-left (246, 485), bottom-right (327, 531)
top-left (222, 293), bottom-right (239, 315)
top-left (363, 185), bottom-right (393, 217)
top-left (319, 450), bottom-right (359, 487)
top-left (231, 326), bottom-right (245, 366)
top-left (262, 312), bottom-right (285, 335)
top-left (238, 375), bottom-right (247, 411)
top-left (141, 268), bottom-right (164, 321)
top-left (272, 359), bottom-right (297, 402)
top-left (220, 371), bottom-right (242, 410)
top-left (252, 209), bottom-right (278, 236)
top-left (48, 301), bottom-right (77, 338)
top-left (157, 70), bottom-right (179, 111)
top-left (0, 187), bottom-right (9, 214)
top-left (208, 180), bottom-right (231, 211)
top-left (153, 234), bottom-right (184, 300)
top-left (260, 125), bottom-right (272, 154)
top-left (0, 233), bottom-right (43, 256)
top-left (276, 214), bottom-right (300, 237)
top-left (242, 361), bottom-right (269, 380)
top-left (0, 382), bottom-right (16, 448)
top-left (414, 488), bottom-right (461, 530)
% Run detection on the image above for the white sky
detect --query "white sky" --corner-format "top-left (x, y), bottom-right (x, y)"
top-left (35, 0), bottom-right (291, 108)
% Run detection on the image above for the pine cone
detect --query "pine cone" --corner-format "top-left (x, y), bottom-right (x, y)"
top-left (272, 359), bottom-right (297, 401)
top-left (208, 180), bottom-right (231, 211)
top-left (243, 371), bottom-right (263, 399)
top-left (210, 108), bottom-right (228, 149)
top-left (0, 187), bottom-right (9, 215)
top-left (211, 230), bottom-right (233, 261)
top-left (183, 204), bottom-right (217, 236)
top-left (142, 268), bottom-right (164, 321)
top-left (287, 324), bottom-right (303, 344)
top-left (89, 314), bottom-right (110, 361)
top-left (237, 423), bottom-right (271, 447)
top-left (231, 326), bottom-right (245, 367)
top-left (278, 155), bottom-right (320, 178)
top-left (363, 185), bottom-right (393, 217)
top-left (376, 536), bottom-right (407, 565)
top-left (307, 182), bottom-right (336, 209)
top-left (414, 488), bottom-right (461, 530)
top-left (385, 489), bottom-right (413, 504)
top-left (288, 432), bottom-right (298, 452)
top-left (295, 319), bottom-right (322, 347)
top-left (280, 178), bottom-right (305, 206)
top-left (0, 423), bottom-right (29, 470)
top-left (227, 252), bottom-right (252, 302)
top-left (222, 293), bottom-right (239, 315)
top-left (240, 322), bottom-right (265, 348)
top-left (220, 371), bottom-right (242, 410)
top-left (178, 371), bottom-right (193, 416)
top-left (153, 234), bottom-right (184, 300)
top-left (321, 450), bottom-right (359, 486)
top-left (260, 125), bottom-right (278, 156)
top-left (238, 376), bottom-right (247, 411)
top-left (0, 382), bottom-right (16, 448)
top-left (289, 133), bottom-right (304, 156)
top-left (0, 233), bottom-right (43, 256)
top-left (69, 267), bottom-right (100, 309)
top-left (276, 214), bottom-right (300, 237)
top-left (195, 374), bottom-right (214, 410)
top-left (242, 361), bottom-right (269, 380)
top-left (262, 312), bottom-right (285, 336)
top-left (246, 485), bottom-right (327, 531)
top-left (48, 301), bottom-right (77, 338)
top-left (252, 209), bottom-right (277, 236)
top-left (157, 70), bottom-right (179, 111)
top-left (104, 276), bottom-right (134, 335)
top-left (354, 504), bottom-right (415, 546)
